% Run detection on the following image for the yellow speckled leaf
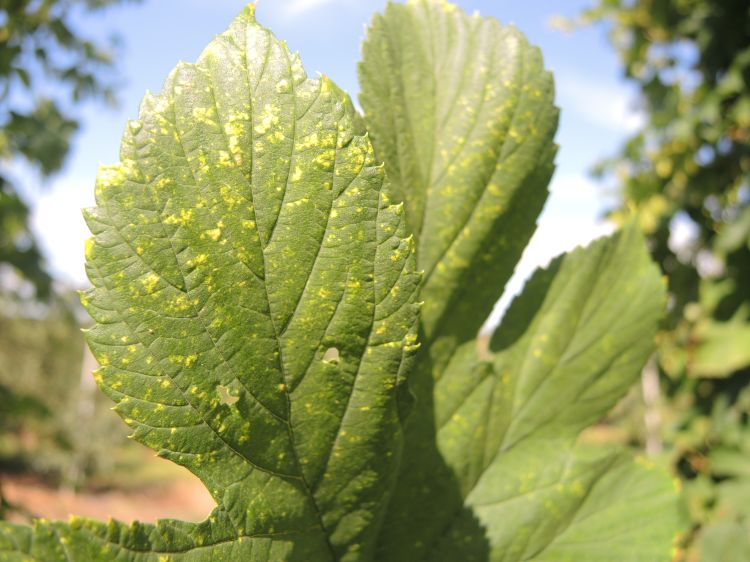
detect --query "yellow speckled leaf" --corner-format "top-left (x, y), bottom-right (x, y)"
top-left (360, 0), bottom-right (558, 353)
top-left (0, 5), bottom-right (419, 561)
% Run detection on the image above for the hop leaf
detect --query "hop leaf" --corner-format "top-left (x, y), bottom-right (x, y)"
top-left (1, 5), bottom-right (419, 561)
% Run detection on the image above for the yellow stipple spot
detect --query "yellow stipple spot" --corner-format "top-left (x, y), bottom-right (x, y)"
top-left (313, 149), bottom-right (336, 171)
top-left (84, 238), bottom-right (95, 259)
top-left (192, 106), bottom-right (217, 125)
top-left (318, 287), bottom-right (330, 298)
top-left (533, 348), bottom-right (542, 358)
top-left (163, 208), bottom-right (194, 225)
top-left (185, 354), bottom-right (198, 367)
top-left (217, 150), bottom-right (232, 167)
top-left (241, 219), bottom-right (256, 230)
top-left (278, 383), bottom-right (286, 392)
top-left (254, 103), bottom-right (281, 135)
top-left (161, 379), bottom-right (171, 388)
top-left (292, 166), bottom-right (303, 182)
top-left (141, 273), bottom-right (160, 294)
top-left (206, 228), bottom-right (222, 241)
top-left (96, 165), bottom-right (126, 190)
top-left (99, 354), bottom-right (110, 366)
top-left (360, 406), bottom-right (371, 412)
top-left (298, 132), bottom-right (319, 150)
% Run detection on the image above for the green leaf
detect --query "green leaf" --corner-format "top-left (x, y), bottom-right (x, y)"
top-left (690, 319), bottom-right (750, 378)
top-left (360, 3), bottom-right (680, 559)
top-left (359, 0), bottom-right (558, 356)
top-left (432, 444), bottom-right (681, 562)
top-left (372, 219), bottom-right (681, 560)
top-left (697, 519), bottom-right (750, 562)
top-left (1, 5), bottom-right (419, 561)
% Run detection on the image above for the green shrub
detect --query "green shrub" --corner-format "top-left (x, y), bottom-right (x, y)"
top-left (0, 2), bottom-right (682, 560)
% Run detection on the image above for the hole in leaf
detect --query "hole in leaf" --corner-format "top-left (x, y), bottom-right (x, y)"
top-left (217, 385), bottom-right (239, 405)
top-left (322, 347), bottom-right (340, 363)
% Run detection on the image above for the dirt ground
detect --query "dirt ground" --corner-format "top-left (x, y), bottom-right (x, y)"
top-left (2, 465), bottom-right (215, 525)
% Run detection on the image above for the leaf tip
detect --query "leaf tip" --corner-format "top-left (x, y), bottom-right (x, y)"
top-left (240, 3), bottom-right (257, 21)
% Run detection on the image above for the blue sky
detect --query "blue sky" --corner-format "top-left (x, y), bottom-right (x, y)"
top-left (28, 0), bottom-right (641, 326)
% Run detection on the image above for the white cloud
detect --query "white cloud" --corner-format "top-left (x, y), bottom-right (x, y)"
top-left (31, 177), bottom-right (94, 288)
top-left (283, 0), bottom-right (341, 16)
top-left (481, 216), bottom-right (614, 334)
top-left (481, 173), bottom-right (615, 334)
top-left (548, 173), bottom-right (620, 213)
top-left (556, 70), bottom-right (644, 133)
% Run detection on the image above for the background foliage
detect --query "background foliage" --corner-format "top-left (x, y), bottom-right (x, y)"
top-left (580, 0), bottom-right (750, 559)
top-left (0, 0), bottom-right (137, 510)
top-left (0, 298), bottom-right (128, 490)
top-left (1, 0), bottom-right (136, 297)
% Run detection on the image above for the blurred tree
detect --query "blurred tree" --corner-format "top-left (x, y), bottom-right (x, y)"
top-left (1, 0), bottom-right (135, 298)
top-left (0, 298), bottom-right (130, 510)
top-left (580, 0), bottom-right (750, 559)
top-left (0, 0), bottom-right (139, 516)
